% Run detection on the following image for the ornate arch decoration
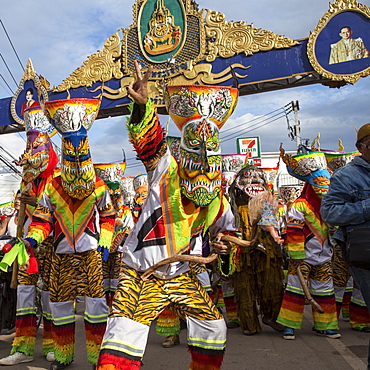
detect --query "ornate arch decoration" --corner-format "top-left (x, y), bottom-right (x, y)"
top-left (307, 0), bottom-right (370, 84)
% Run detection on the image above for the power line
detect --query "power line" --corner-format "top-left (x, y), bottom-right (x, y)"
top-left (0, 53), bottom-right (18, 87)
top-left (221, 106), bottom-right (286, 135)
top-left (0, 19), bottom-right (24, 71)
top-left (221, 110), bottom-right (287, 142)
top-left (0, 73), bottom-right (13, 94)
top-left (0, 79), bottom-right (12, 95)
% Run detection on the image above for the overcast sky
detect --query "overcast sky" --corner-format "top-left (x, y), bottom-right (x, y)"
top-left (0, 0), bottom-right (369, 177)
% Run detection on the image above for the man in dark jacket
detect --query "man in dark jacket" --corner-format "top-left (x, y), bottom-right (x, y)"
top-left (321, 122), bottom-right (370, 370)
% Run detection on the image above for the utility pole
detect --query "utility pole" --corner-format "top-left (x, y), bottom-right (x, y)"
top-left (292, 100), bottom-right (300, 150)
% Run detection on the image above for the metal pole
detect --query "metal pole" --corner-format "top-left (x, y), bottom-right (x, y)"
top-left (292, 100), bottom-right (300, 150)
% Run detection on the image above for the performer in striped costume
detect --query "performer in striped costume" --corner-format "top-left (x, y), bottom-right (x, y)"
top-left (22, 99), bottom-right (115, 370)
top-left (0, 105), bottom-right (59, 366)
top-left (277, 147), bottom-right (340, 340)
top-left (97, 61), bottom-right (240, 370)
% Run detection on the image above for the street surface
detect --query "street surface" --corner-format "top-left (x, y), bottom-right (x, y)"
top-left (0, 300), bottom-right (368, 370)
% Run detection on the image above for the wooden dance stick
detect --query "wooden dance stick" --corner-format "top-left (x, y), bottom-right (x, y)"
top-left (296, 265), bottom-right (325, 314)
top-left (10, 183), bottom-right (32, 289)
top-left (141, 230), bottom-right (258, 281)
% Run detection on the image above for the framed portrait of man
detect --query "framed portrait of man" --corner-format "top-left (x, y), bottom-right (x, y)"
top-left (307, 0), bottom-right (370, 84)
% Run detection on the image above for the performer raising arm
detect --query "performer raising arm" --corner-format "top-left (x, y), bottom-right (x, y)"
top-left (97, 60), bottom-right (240, 370)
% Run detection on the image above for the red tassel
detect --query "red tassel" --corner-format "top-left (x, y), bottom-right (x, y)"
top-left (188, 347), bottom-right (224, 369)
top-left (98, 352), bottom-right (141, 369)
top-left (26, 247), bottom-right (38, 274)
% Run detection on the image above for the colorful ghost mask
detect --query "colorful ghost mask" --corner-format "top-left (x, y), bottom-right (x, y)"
top-left (322, 150), bottom-right (359, 174)
top-left (44, 98), bottom-right (100, 199)
top-left (14, 106), bottom-right (58, 183)
top-left (232, 165), bottom-right (267, 200)
top-left (278, 185), bottom-right (304, 205)
top-left (280, 145), bottom-right (330, 197)
top-left (166, 85), bottom-right (238, 207)
top-left (94, 162), bottom-right (126, 211)
top-left (133, 174), bottom-right (148, 206)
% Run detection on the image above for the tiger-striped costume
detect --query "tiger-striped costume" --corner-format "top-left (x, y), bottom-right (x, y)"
top-left (155, 261), bottom-right (213, 339)
top-left (97, 99), bottom-right (239, 370)
top-left (103, 205), bottom-right (133, 308)
top-left (11, 237), bottom-right (54, 357)
top-left (25, 177), bottom-right (115, 365)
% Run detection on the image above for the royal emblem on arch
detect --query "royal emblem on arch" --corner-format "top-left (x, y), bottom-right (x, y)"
top-left (144, 0), bottom-right (182, 56)
top-left (139, 0), bottom-right (186, 64)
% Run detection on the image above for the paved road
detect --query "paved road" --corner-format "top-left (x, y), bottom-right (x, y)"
top-left (0, 302), bottom-right (368, 370)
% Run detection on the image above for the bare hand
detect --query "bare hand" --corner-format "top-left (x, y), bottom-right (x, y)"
top-left (22, 238), bottom-right (31, 249)
top-left (273, 236), bottom-right (284, 244)
top-left (212, 233), bottom-right (232, 255)
top-left (20, 193), bottom-right (37, 207)
top-left (127, 60), bottom-right (153, 106)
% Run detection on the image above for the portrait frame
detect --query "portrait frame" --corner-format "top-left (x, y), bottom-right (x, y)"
top-left (10, 59), bottom-right (50, 126)
top-left (307, 0), bottom-right (370, 84)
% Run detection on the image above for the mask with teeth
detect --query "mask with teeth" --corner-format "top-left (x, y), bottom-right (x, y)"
top-left (165, 85), bottom-right (239, 207)
top-left (44, 98), bottom-right (101, 200)
top-left (179, 118), bottom-right (222, 206)
top-left (61, 127), bottom-right (95, 199)
top-left (234, 165), bottom-right (267, 200)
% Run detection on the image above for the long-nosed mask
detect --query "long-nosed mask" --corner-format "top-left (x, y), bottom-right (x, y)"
top-left (179, 118), bottom-right (222, 206)
top-left (166, 85), bottom-right (238, 207)
top-left (61, 127), bottom-right (95, 199)
top-left (44, 98), bottom-right (101, 199)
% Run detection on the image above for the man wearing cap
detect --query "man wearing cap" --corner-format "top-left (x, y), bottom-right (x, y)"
top-left (321, 123), bottom-right (370, 370)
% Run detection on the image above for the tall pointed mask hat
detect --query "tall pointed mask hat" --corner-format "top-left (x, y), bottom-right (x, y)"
top-left (165, 84), bottom-right (238, 206)
top-left (280, 144), bottom-right (330, 197)
top-left (321, 140), bottom-right (359, 174)
top-left (44, 98), bottom-right (100, 199)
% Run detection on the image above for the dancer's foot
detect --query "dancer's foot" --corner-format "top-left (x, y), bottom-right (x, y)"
top-left (315, 329), bottom-right (341, 339)
top-left (0, 352), bottom-right (33, 365)
top-left (243, 329), bottom-right (258, 335)
top-left (226, 321), bottom-right (240, 329)
top-left (283, 327), bottom-right (295, 340)
top-left (50, 360), bottom-right (73, 369)
top-left (46, 352), bottom-right (55, 362)
top-left (162, 334), bottom-right (180, 348)
top-left (262, 317), bottom-right (285, 332)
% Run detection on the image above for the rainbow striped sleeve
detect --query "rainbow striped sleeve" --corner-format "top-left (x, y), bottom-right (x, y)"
top-left (286, 206), bottom-right (306, 260)
top-left (96, 181), bottom-right (116, 249)
top-left (26, 199), bottom-right (53, 246)
top-left (126, 99), bottom-right (167, 171)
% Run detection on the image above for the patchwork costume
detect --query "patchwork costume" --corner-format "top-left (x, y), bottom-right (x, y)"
top-left (225, 165), bottom-right (285, 335)
top-left (24, 99), bottom-right (115, 369)
top-left (97, 84), bottom-right (240, 370)
top-left (277, 149), bottom-right (340, 339)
